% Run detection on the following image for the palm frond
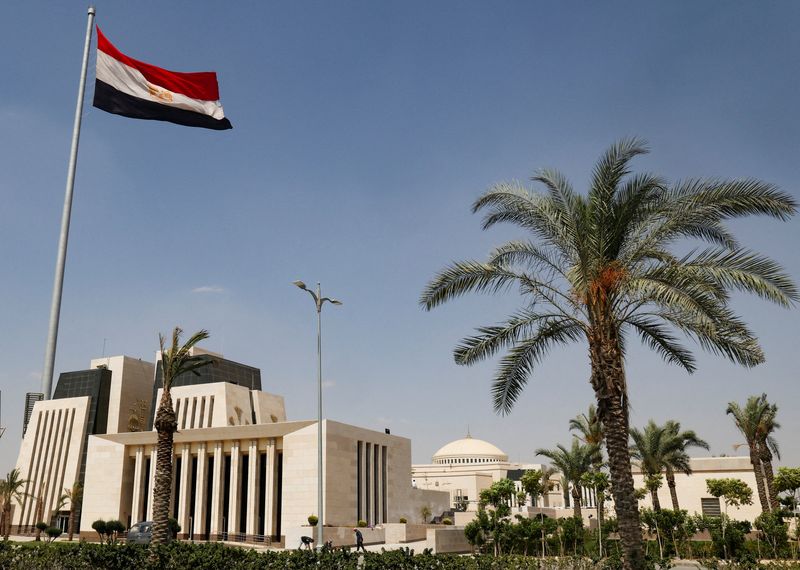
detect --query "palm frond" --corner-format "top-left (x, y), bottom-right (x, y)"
top-left (491, 319), bottom-right (583, 414)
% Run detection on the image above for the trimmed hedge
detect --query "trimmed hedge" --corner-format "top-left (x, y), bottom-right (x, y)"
top-left (0, 542), bottom-right (623, 570)
top-left (1, 542), bottom-right (798, 570)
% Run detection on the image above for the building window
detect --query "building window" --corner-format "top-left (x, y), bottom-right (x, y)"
top-left (701, 498), bottom-right (721, 517)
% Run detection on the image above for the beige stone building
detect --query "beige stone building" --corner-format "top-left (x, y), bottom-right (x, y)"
top-left (11, 350), bottom-right (448, 543)
top-left (414, 435), bottom-right (765, 525)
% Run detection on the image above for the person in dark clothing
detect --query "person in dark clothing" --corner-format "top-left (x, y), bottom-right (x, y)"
top-left (353, 528), bottom-right (365, 552)
top-left (299, 535), bottom-right (314, 550)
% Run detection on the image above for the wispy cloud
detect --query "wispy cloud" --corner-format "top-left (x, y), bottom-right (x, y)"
top-left (191, 286), bottom-right (225, 294)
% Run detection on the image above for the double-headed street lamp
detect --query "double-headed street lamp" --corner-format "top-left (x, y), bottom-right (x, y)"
top-left (293, 281), bottom-right (341, 550)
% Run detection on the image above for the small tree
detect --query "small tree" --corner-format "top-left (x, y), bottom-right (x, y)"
top-left (774, 466), bottom-right (800, 555)
top-left (60, 482), bottom-right (83, 541)
top-left (45, 526), bottom-right (62, 543)
top-left (35, 521), bottom-right (48, 541)
top-left (420, 505), bottom-right (431, 524)
top-left (91, 519), bottom-right (107, 542)
top-left (707, 478), bottom-right (753, 558)
top-left (106, 519), bottom-right (125, 544)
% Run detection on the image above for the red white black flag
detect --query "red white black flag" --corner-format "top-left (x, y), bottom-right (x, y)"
top-left (93, 27), bottom-right (232, 130)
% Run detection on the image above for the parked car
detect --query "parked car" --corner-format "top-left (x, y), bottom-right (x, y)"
top-left (127, 521), bottom-right (153, 544)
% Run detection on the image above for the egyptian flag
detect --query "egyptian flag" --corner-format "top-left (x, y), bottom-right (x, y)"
top-left (93, 27), bottom-right (232, 130)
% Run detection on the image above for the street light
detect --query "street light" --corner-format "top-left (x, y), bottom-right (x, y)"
top-left (293, 280), bottom-right (342, 550)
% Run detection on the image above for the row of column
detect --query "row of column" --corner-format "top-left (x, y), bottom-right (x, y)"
top-left (130, 438), bottom-right (278, 540)
top-left (357, 441), bottom-right (387, 526)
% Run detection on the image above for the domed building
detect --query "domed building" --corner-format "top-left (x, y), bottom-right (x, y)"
top-left (412, 433), bottom-right (558, 516)
top-left (431, 435), bottom-right (508, 465)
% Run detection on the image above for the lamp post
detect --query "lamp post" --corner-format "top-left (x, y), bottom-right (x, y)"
top-left (293, 280), bottom-right (342, 550)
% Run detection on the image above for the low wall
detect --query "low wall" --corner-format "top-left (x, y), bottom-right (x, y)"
top-left (385, 523), bottom-right (438, 544)
top-left (425, 527), bottom-right (472, 554)
top-left (284, 526), bottom-right (384, 549)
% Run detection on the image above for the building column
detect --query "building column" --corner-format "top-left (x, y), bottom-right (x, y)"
top-left (193, 443), bottom-right (208, 539)
top-left (209, 442), bottom-right (224, 538)
top-left (130, 446), bottom-right (146, 524)
top-left (245, 440), bottom-right (259, 539)
top-left (263, 439), bottom-right (276, 538)
top-left (376, 445), bottom-right (383, 525)
top-left (227, 440), bottom-right (242, 535)
top-left (367, 443), bottom-right (374, 526)
top-left (177, 444), bottom-right (192, 538)
top-left (146, 450), bottom-right (157, 520)
top-left (359, 442), bottom-right (367, 524)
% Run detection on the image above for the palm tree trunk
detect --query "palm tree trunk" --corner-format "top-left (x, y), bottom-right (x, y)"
top-left (749, 447), bottom-right (771, 513)
top-left (589, 326), bottom-right (644, 570)
top-left (666, 468), bottom-right (680, 511)
top-left (151, 389), bottom-right (177, 546)
top-left (68, 509), bottom-right (75, 541)
top-left (572, 485), bottom-right (582, 519)
top-left (650, 487), bottom-right (661, 511)
top-left (761, 456), bottom-right (779, 511)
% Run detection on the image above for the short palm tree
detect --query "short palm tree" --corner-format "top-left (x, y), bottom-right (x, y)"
top-left (755, 401), bottom-right (780, 510)
top-left (662, 420), bottom-right (709, 511)
top-left (151, 327), bottom-right (212, 546)
top-left (569, 405), bottom-right (606, 523)
top-left (630, 420), bottom-right (708, 511)
top-left (421, 138), bottom-right (797, 569)
top-left (536, 440), bottom-right (598, 519)
top-left (0, 469), bottom-right (28, 540)
top-left (727, 394), bottom-right (780, 512)
top-left (59, 482), bottom-right (83, 541)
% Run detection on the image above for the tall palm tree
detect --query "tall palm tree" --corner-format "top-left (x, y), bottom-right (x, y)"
top-left (570, 405), bottom-right (606, 524)
top-left (151, 327), bottom-right (212, 546)
top-left (59, 482), bottom-right (83, 541)
top-left (662, 420), bottom-right (709, 511)
top-left (0, 469), bottom-right (28, 540)
top-left (420, 138), bottom-right (797, 569)
top-left (536, 440), bottom-right (598, 518)
top-left (630, 421), bottom-right (668, 511)
top-left (727, 395), bottom-right (779, 513)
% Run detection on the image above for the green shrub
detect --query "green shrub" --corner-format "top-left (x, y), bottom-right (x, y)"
top-left (307, 515), bottom-right (318, 526)
top-left (91, 519), bottom-right (107, 541)
top-left (442, 517), bottom-right (453, 525)
top-left (357, 519), bottom-right (367, 527)
top-left (399, 517), bottom-right (407, 524)
top-left (45, 527), bottom-right (62, 543)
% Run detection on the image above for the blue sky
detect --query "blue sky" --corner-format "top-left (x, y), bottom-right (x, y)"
top-left (1, 1), bottom-right (798, 475)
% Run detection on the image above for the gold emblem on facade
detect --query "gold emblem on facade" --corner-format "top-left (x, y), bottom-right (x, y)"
top-left (147, 84), bottom-right (173, 103)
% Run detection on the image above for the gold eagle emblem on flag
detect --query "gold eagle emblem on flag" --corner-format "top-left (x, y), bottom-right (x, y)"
top-left (147, 84), bottom-right (174, 103)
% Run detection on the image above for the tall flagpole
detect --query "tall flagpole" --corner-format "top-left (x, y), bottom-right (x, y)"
top-left (41, 6), bottom-right (96, 400)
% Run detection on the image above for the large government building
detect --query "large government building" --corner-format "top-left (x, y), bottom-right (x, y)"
top-left (11, 349), bottom-right (448, 542)
top-left (413, 436), bottom-right (764, 524)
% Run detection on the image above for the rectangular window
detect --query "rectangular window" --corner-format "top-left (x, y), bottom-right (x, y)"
top-left (701, 498), bottom-right (721, 517)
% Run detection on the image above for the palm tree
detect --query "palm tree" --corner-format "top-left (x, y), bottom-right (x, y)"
top-left (754, 398), bottom-right (780, 511)
top-left (536, 440), bottom-right (598, 518)
top-left (570, 405), bottom-right (606, 524)
top-left (59, 482), bottom-right (83, 541)
top-left (727, 395), bottom-right (779, 513)
top-left (151, 327), bottom-right (212, 546)
top-left (662, 420), bottom-right (709, 511)
top-left (420, 138), bottom-right (797, 569)
top-left (539, 465), bottom-right (558, 508)
top-left (630, 420), bottom-right (708, 511)
top-left (0, 469), bottom-right (28, 540)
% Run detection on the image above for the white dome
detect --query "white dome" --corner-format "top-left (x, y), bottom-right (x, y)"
top-left (432, 435), bottom-right (508, 465)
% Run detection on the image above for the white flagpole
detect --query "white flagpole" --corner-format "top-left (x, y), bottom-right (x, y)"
top-left (41, 6), bottom-right (96, 400)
